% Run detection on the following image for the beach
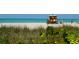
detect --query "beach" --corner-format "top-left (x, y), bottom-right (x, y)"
top-left (0, 23), bottom-right (79, 29)
top-left (0, 23), bottom-right (48, 29)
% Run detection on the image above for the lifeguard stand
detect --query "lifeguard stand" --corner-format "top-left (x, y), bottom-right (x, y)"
top-left (47, 15), bottom-right (58, 24)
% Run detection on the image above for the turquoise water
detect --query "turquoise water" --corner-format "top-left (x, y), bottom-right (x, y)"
top-left (0, 18), bottom-right (48, 23)
top-left (0, 18), bottom-right (79, 23)
top-left (58, 19), bottom-right (79, 23)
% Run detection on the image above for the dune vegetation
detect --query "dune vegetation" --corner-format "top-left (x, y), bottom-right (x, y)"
top-left (0, 26), bottom-right (79, 44)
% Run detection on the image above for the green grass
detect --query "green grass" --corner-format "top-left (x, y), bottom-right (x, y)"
top-left (0, 26), bottom-right (79, 44)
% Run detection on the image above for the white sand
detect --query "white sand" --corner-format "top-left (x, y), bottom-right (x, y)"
top-left (0, 23), bottom-right (79, 29)
top-left (48, 24), bottom-right (63, 27)
top-left (0, 23), bottom-right (48, 29)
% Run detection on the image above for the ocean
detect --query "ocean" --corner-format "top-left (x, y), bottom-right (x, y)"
top-left (0, 18), bottom-right (47, 23)
top-left (58, 19), bottom-right (79, 23)
top-left (0, 18), bottom-right (79, 23)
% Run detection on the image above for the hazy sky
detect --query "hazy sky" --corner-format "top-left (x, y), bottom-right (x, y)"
top-left (0, 14), bottom-right (79, 19)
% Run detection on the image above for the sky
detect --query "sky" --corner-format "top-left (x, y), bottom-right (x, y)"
top-left (0, 14), bottom-right (79, 19)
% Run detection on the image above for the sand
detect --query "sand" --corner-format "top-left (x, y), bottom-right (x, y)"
top-left (0, 23), bottom-right (48, 29)
top-left (0, 23), bottom-right (79, 29)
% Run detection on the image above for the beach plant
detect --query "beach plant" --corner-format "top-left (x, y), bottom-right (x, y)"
top-left (0, 26), bottom-right (79, 44)
top-left (64, 26), bottom-right (79, 44)
top-left (66, 31), bottom-right (79, 44)
top-left (46, 26), bottom-right (54, 36)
